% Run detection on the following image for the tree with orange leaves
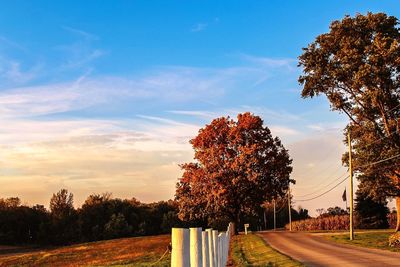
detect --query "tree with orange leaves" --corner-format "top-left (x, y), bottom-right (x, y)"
top-left (175, 112), bottom-right (293, 233)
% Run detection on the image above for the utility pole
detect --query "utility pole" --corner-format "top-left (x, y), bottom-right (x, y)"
top-left (288, 188), bottom-right (292, 231)
top-left (273, 199), bottom-right (276, 231)
top-left (348, 131), bottom-right (354, 240)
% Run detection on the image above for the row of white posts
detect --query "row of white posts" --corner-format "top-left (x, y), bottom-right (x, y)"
top-left (171, 223), bottom-right (233, 267)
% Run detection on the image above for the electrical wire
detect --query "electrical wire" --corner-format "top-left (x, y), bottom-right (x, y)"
top-left (294, 162), bottom-right (345, 188)
top-left (295, 175), bottom-right (349, 202)
top-left (355, 153), bottom-right (400, 170)
top-left (294, 153), bottom-right (399, 202)
top-left (295, 171), bottom-right (348, 198)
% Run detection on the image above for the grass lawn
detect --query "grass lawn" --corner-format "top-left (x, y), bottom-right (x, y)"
top-left (0, 235), bottom-right (171, 267)
top-left (230, 234), bottom-right (303, 267)
top-left (325, 230), bottom-right (400, 253)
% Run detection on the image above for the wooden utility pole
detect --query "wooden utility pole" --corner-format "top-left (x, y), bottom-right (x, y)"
top-left (348, 131), bottom-right (354, 240)
top-left (273, 199), bottom-right (276, 231)
top-left (288, 188), bottom-right (292, 231)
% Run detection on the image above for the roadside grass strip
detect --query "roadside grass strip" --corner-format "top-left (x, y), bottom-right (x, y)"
top-left (325, 230), bottom-right (400, 253)
top-left (230, 234), bottom-right (303, 267)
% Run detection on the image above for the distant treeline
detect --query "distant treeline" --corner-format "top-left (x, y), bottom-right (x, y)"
top-left (0, 189), bottom-right (315, 246)
top-left (0, 189), bottom-right (185, 245)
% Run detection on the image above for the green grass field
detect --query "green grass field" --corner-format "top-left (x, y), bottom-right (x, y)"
top-left (230, 234), bottom-right (303, 267)
top-left (0, 235), bottom-right (171, 267)
top-left (325, 230), bottom-right (400, 253)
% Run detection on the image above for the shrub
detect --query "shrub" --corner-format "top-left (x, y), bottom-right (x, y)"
top-left (389, 232), bottom-right (400, 247)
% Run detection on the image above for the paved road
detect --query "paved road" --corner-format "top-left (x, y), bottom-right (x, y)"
top-left (259, 231), bottom-right (400, 267)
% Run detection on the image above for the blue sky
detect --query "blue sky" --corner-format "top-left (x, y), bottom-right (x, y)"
top-left (0, 1), bottom-right (398, 214)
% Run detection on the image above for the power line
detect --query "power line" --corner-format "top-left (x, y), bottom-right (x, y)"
top-left (295, 171), bottom-right (348, 198)
top-left (295, 175), bottom-right (349, 202)
top-left (294, 162), bottom-right (345, 189)
top-left (296, 130), bottom-right (397, 193)
top-left (355, 153), bottom-right (400, 170)
top-left (294, 154), bottom-right (399, 202)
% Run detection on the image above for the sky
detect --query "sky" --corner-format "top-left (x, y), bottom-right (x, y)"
top-left (0, 1), bottom-right (398, 216)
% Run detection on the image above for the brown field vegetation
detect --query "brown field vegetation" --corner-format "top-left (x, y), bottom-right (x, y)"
top-left (286, 213), bottom-right (397, 231)
top-left (0, 235), bottom-right (170, 267)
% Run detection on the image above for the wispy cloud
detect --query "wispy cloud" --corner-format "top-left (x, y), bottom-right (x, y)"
top-left (239, 53), bottom-right (296, 70)
top-left (167, 110), bottom-right (217, 119)
top-left (191, 23), bottom-right (208, 32)
top-left (269, 125), bottom-right (300, 136)
top-left (57, 26), bottom-right (105, 70)
top-left (238, 105), bottom-right (303, 122)
top-left (62, 26), bottom-right (99, 41)
top-left (1, 64), bottom-right (286, 119)
top-left (307, 122), bottom-right (346, 132)
top-left (0, 58), bottom-right (42, 85)
top-left (0, 35), bottom-right (27, 52)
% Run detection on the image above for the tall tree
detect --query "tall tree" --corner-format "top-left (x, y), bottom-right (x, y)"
top-left (355, 180), bottom-right (389, 229)
top-left (298, 12), bottom-right (400, 231)
top-left (50, 189), bottom-right (74, 219)
top-left (49, 189), bottom-right (78, 244)
top-left (175, 113), bottom-right (293, 233)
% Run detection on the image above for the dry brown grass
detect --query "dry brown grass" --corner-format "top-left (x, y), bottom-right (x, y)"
top-left (0, 235), bottom-right (171, 267)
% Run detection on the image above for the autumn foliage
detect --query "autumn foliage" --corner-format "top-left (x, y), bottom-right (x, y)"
top-left (299, 12), bottom-right (400, 231)
top-left (175, 113), bottom-right (293, 232)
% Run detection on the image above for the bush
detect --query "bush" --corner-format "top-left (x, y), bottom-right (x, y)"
top-left (389, 232), bottom-right (400, 247)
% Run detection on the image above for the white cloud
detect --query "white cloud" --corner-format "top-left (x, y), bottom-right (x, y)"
top-left (269, 125), bottom-right (300, 136)
top-left (0, 65), bottom-right (281, 119)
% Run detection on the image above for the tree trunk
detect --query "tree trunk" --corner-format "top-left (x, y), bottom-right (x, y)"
top-left (230, 221), bottom-right (237, 236)
top-left (230, 212), bottom-right (240, 235)
top-left (396, 196), bottom-right (400, 232)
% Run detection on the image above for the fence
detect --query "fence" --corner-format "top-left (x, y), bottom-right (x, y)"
top-left (171, 223), bottom-right (232, 267)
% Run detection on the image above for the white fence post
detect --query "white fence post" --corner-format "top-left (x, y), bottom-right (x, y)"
top-left (218, 233), bottom-right (223, 267)
top-left (225, 231), bottom-right (229, 264)
top-left (190, 227), bottom-right (203, 267)
top-left (206, 229), bottom-right (214, 267)
top-left (171, 228), bottom-right (190, 267)
top-left (212, 230), bottom-right (219, 267)
top-left (202, 231), bottom-right (210, 267)
top-left (172, 225), bottom-right (231, 267)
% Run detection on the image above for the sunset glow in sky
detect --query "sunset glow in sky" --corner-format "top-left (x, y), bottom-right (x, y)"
top-left (0, 1), bottom-right (398, 215)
